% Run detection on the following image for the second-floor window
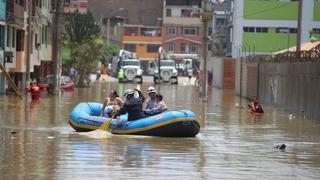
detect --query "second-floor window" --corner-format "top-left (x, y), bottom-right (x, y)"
top-left (16, 30), bottom-right (25, 51)
top-left (182, 27), bottom-right (198, 35)
top-left (168, 42), bottom-right (175, 52)
top-left (15, 0), bottom-right (24, 6)
top-left (168, 27), bottom-right (176, 35)
top-left (0, 26), bottom-right (4, 50)
top-left (190, 43), bottom-right (198, 54)
top-left (181, 43), bottom-right (187, 53)
top-left (124, 43), bottom-right (136, 52)
top-left (166, 9), bottom-right (172, 17)
top-left (147, 44), bottom-right (159, 53)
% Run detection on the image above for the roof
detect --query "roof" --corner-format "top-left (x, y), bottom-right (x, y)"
top-left (274, 41), bottom-right (320, 55)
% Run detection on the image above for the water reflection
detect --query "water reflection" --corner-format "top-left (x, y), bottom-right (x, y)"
top-left (0, 81), bottom-right (320, 179)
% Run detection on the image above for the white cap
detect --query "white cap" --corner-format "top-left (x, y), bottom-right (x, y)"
top-left (147, 86), bottom-right (157, 94)
top-left (124, 89), bottom-right (134, 97)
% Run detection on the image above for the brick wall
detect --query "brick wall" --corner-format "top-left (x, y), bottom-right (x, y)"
top-left (223, 58), bottom-right (235, 89)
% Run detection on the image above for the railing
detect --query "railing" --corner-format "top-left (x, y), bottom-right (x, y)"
top-left (245, 46), bottom-right (320, 63)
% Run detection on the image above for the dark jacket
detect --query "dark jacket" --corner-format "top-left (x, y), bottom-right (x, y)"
top-left (117, 90), bottom-right (145, 121)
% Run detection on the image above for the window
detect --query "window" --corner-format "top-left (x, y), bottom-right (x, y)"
top-left (208, 27), bottom-right (212, 35)
top-left (289, 28), bottom-right (297, 33)
top-left (16, 30), bottom-right (25, 51)
top-left (313, 28), bottom-right (320, 34)
top-left (168, 42), bottom-right (175, 52)
top-left (168, 27), bottom-right (176, 35)
top-left (15, 0), bottom-right (24, 6)
top-left (181, 43), bottom-right (187, 53)
top-left (276, 27), bottom-right (297, 33)
top-left (31, 32), bottom-right (33, 54)
top-left (243, 26), bottom-right (255, 32)
top-left (147, 44), bottom-right (159, 53)
top-left (7, 27), bottom-right (10, 47)
top-left (0, 26), bottom-right (4, 49)
top-left (124, 43), bottom-right (136, 52)
top-left (256, 27), bottom-right (268, 33)
top-left (12, 27), bottom-right (16, 48)
top-left (166, 9), bottom-right (172, 17)
top-left (183, 27), bottom-right (198, 35)
top-left (190, 43), bottom-right (198, 53)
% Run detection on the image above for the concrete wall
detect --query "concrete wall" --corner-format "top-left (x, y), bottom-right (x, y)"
top-left (209, 57), bottom-right (235, 89)
top-left (235, 59), bottom-right (320, 120)
top-left (209, 57), bottom-right (223, 88)
top-left (259, 62), bottom-right (320, 120)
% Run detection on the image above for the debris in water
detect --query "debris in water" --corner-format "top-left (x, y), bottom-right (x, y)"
top-left (273, 144), bottom-right (286, 151)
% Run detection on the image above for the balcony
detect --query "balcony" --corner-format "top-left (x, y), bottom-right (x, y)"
top-left (6, 2), bottom-right (25, 26)
top-left (163, 16), bottom-right (201, 25)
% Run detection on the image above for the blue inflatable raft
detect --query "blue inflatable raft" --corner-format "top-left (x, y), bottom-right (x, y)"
top-left (69, 102), bottom-right (201, 137)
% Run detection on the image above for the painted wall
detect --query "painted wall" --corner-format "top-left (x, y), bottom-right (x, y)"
top-left (242, 28), bottom-right (297, 53)
top-left (0, 0), bottom-right (5, 21)
top-left (243, 0), bottom-right (298, 20)
top-left (122, 31), bottom-right (162, 60)
top-left (314, 2), bottom-right (320, 21)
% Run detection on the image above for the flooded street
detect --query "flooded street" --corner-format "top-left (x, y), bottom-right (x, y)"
top-left (1, 80), bottom-right (320, 180)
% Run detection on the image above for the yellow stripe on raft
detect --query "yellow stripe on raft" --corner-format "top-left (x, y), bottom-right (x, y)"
top-left (110, 117), bottom-right (200, 134)
top-left (68, 117), bottom-right (200, 134)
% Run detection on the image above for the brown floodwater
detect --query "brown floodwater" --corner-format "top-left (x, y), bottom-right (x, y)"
top-left (1, 80), bottom-right (320, 180)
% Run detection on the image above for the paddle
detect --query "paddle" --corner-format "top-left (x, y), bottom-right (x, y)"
top-left (100, 113), bottom-right (116, 131)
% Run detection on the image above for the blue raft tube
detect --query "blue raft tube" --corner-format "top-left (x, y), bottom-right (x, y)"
top-left (69, 102), bottom-right (201, 137)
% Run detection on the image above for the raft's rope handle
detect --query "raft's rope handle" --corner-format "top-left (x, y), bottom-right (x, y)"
top-left (176, 110), bottom-right (201, 131)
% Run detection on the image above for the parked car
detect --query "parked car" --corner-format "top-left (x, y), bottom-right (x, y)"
top-left (153, 60), bottom-right (178, 84)
top-left (118, 59), bottom-right (143, 83)
top-left (38, 75), bottom-right (74, 92)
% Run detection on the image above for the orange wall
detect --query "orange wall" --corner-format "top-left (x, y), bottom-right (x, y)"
top-left (122, 36), bottom-right (162, 43)
top-left (122, 35), bottom-right (162, 59)
top-left (135, 44), bottom-right (159, 59)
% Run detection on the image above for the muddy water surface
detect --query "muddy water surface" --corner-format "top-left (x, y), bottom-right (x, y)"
top-left (1, 81), bottom-right (320, 179)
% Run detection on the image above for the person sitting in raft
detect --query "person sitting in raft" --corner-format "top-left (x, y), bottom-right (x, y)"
top-left (248, 96), bottom-right (264, 113)
top-left (116, 88), bottom-right (145, 121)
top-left (144, 86), bottom-right (157, 111)
top-left (100, 89), bottom-right (123, 117)
top-left (144, 93), bottom-right (168, 115)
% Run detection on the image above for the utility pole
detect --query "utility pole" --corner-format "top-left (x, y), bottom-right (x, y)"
top-left (200, 0), bottom-right (212, 100)
top-left (52, 0), bottom-right (62, 94)
top-left (296, 0), bottom-right (302, 52)
top-left (26, 0), bottom-right (32, 88)
top-left (107, 17), bottom-right (110, 45)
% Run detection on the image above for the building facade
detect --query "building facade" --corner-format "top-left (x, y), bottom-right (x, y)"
top-left (162, 0), bottom-right (202, 55)
top-left (0, 0), bottom-right (6, 94)
top-left (231, 0), bottom-right (320, 58)
top-left (1, 0), bottom-right (53, 93)
top-left (122, 25), bottom-right (162, 60)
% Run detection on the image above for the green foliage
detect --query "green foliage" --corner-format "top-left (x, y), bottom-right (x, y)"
top-left (62, 10), bottom-right (121, 87)
top-left (64, 10), bottom-right (100, 43)
top-left (63, 10), bottom-right (102, 87)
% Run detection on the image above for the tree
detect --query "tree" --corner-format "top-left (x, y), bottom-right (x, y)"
top-left (63, 10), bottom-right (102, 87)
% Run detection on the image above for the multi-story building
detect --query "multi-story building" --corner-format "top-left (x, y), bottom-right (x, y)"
top-left (209, 1), bottom-right (229, 57)
top-left (231, 0), bottom-right (320, 58)
top-left (162, 0), bottom-right (202, 55)
top-left (33, 0), bottom-right (53, 82)
top-left (64, 0), bottom-right (88, 14)
top-left (0, 0), bottom-right (5, 94)
top-left (122, 24), bottom-right (162, 60)
top-left (3, 0), bottom-right (52, 91)
top-left (6, 0), bottom-right (27, 90)
top-left (89, 0), bottom-right (163, 47)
